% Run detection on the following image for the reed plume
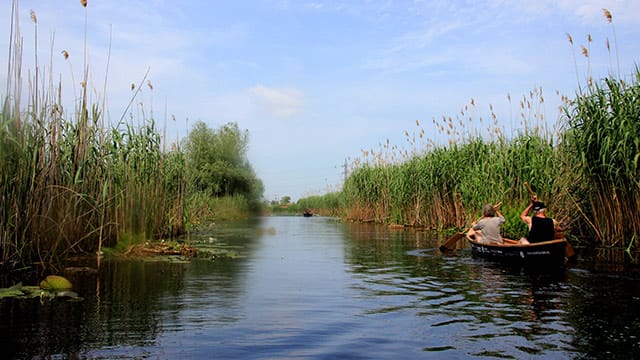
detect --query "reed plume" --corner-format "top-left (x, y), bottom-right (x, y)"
top-left (602, 8), bottom-right (619, 76)
top-left (603, 8), bottom-right (612, 23)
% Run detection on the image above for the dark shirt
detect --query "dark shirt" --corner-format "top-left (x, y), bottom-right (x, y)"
top-left (527, 216), bottom-right (555, 243)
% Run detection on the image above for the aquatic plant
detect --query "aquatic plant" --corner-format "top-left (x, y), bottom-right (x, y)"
top-left (39, 275), bottom-right (72, 291)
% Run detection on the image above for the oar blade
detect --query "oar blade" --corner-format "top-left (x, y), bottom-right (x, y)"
top-left (565, 241), bottom-right (576, 259)
top-left (440, 232), bottom-right (465, 251)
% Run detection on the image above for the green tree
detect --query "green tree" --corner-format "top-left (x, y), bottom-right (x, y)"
top-left (184, 121), bottom-right (263, 204)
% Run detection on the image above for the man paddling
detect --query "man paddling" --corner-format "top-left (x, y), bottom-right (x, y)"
top-left (468, 203), bottom-right (505, 244)
top-left (518, 196), bottom-right (561, 244)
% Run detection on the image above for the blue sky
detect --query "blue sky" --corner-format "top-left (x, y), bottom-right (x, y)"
top-left (2, 1), bottom-right (640, 201)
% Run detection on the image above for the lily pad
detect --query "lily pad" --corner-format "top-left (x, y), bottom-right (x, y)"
top-left (39, 275), bottom-right (73, 291)
top-left (0, 283), bottom-right (42, 299)
top-left (0, 287), bottom-right (24, 299)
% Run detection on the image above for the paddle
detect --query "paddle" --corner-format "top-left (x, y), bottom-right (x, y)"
top-left (439, 202), bottom-right (502, 251)
top-left (523, 182), bottom-right (576, 259)
top-left (439, 231), bottom-right (466, 252)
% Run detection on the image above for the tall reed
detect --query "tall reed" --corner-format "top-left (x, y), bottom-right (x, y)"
top-left (558, 9), bottom-right (640, 250)
top-left (561, 68), bottom-right (640, 248)
top-left (1, 1), bottom-right (186, 271)
top-left (339, 87), bottom-right (561, 240)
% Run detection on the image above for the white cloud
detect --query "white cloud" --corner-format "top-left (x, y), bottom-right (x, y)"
top-left (553, 0), bottom-right (640, 25)
top-left (248, 85), bottom-right (304, 118)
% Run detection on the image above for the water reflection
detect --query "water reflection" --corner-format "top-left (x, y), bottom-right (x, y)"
top-left (339, 222), bottom-right (576, 357)
top-left (567, 269), bottom-right (640, 357)
top-left (0, 259), bottom-right (186, 358)
top-left (1, 217), bottom-right (639, 359)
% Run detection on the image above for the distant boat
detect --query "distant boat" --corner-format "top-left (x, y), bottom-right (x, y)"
top-left (303, 209), bottom-right (313, 217)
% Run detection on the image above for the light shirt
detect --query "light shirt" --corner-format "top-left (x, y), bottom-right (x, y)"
top-left (472, 216), bottom-right (505, 244)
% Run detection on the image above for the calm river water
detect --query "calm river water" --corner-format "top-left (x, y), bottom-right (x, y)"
top-left (2, 216), bottom-right (640, 359)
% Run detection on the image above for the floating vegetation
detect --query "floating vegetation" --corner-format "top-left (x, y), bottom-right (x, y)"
top-left (39, 275), bottom-right (81, 301)
top-left (0, 283), bottom-right (41, 299)
top-left (39, 275), bottom-right (72, 291)
top-left (117, 239), bottom-right (243, 262)
top-left (122, 241), bottom-right (197, 259)
top-left (0, 275), bottom-right (81, 301)
top-left (193, 247), bottom-right (241, 261)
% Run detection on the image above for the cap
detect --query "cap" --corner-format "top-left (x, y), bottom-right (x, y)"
top-left (532, 201), bottom-right (546, 212)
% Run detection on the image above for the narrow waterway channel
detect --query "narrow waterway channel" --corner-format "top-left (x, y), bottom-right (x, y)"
top-left (2, 216), bottom-right (639, 359)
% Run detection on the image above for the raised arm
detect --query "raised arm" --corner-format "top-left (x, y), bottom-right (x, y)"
top-left (520, 195), bottom-right (537, 227)
top-left (520, 203), bottom-right (533, 221)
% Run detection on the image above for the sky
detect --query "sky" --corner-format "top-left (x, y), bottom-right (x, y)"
top-left (2, 1), bottom-right (640, 202)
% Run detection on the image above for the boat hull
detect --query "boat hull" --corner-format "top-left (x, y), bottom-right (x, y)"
top-left (468, 238), bottom-right (567, 267)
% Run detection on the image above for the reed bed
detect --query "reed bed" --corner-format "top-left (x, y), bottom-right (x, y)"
top-left (299, 87), bottom-right (564, 240)
top-left (294, 192), bottom-right (342, 217)
top-left (338, 84), bottom-right (557, 235)
top-left (1, 2), bottom-right (261, 271)
top-left (302, 9), bottom-right (639, 253)
top-left (561, 68), bottom-right (640, 249)
top-left (341, 130), bottom-right (560, 239)
top-left (557, 9), bottom-right (639, 250)
top-left (337, 68), bottom-right (638, 248)
top-left (0, 8), bottom-right (185, 268)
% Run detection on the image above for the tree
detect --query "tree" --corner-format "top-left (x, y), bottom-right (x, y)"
top-left (184, 121), bottom-right (263, 203)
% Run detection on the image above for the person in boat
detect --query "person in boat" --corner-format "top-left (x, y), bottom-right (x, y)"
top-left (468, 204), bottom-right (505, 244)
top-left (518, 196), bottom-right (561, 244)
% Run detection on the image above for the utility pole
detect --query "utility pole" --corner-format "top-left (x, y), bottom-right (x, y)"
top-left (342, 158), bottom-right (348, 183)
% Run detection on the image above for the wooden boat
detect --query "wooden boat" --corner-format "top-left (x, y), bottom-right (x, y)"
top-left (466, 232), bottom-right (568, 267)
top-left (303, 209), bottom-right (313, 217)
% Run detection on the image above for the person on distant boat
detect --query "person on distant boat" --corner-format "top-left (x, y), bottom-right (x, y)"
top-left (518, 196), bottom-right (561, 244)
top-left (469, 204), bottom-right (505, 244)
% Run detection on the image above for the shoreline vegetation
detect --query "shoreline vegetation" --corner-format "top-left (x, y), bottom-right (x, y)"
top-left (1, 1), bottom-right (262, 273)
top-left (289, 10), bottom-right (640, 261)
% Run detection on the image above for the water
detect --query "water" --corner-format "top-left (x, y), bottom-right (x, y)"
top-left (2, 216), bottom-right (640, 359)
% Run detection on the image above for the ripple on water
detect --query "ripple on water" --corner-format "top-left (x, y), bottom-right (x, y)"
top-left (4, 217), bottom-right (639, 359)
